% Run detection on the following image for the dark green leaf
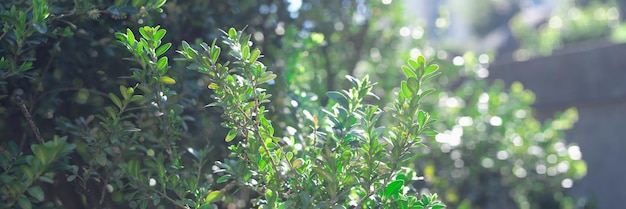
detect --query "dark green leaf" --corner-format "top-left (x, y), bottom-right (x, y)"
top-left (18, 196), bottom-right (32, 209)
top-left (8, 141), bottom-right (19, 157)
top-left (120, 6), bottom-right (139, 14)
top-left (27, 186), bottom-right (44, 202)
top-left (109, 93), bottom-right (123, 110)
top-left (32, 23), bottom-right (47, 34)
top-left (107, 6), bottom-right (121, 16)
top-left (326, 91), bottom-right (349, 109)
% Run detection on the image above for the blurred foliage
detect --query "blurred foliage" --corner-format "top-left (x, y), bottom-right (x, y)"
top-left (510, 0), bottom-right (624, 58)
top-left (412, 53), bottom-right (591, 209)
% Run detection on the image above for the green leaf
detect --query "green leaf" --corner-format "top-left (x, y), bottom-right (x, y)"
top-left (326, 91), bottom-right (349, 109)
top-left (400, 80), bottom-right (412, 98)
top-left (242, 45), bottom-right (250, 60)
top-left (155, 43), bottom-right (172, 57)
top-left (401, 66), bottom-right (416, 78)
top-left (8, 141), bottom-right (19, 157)
top-left (228, 28), bottom-right (237, 40)
top-left (157, 56), bottom-right (168, 71)
top-left (18, 195), bottom-right (32, 209)
top-left (153, 0), bottom-right (166, 8)
top-left (109, 93), bottom-right (123, 110)
top-left (158, 76), bottom-right (176, 84)
top-left (126, 28), bottom-right (135, 44)
top-left (225, 129), bottom-right (237, 142)
top-left (153, 29), bottom-right (166, 41)
top-left (96, 153), bottom-right (107, 166)
top-left (417, 56), bottom-right (425, 67)
top-left (107, 6), bottom-right (121, 16)
top-left (258, 73), bottom-right (276, 84)
top-left (32, 23), bottom-right (47, 34)
top-left (408, 59), bottom-right (419, 70)
top-left (424, 64), bottom-right (439, 77)
top-left (27, 186), bottom-right (45, 202)
top-left (418, 110), bottom-right (428, 127)
top-left (385, 179), bottom-right (404, 198)
top-left (204, 191), bottom-right (222, 203)
top-left (211, 46), bottom-right (221, 64)
top-left (250, 48), bottom-right (261, 63)
top-left (216, 175), bottom-right (230, 183)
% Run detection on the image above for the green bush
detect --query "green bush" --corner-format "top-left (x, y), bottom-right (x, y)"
top-left (1, 0), bottom-right (445, 207)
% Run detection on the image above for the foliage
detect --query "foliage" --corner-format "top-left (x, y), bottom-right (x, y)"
top-left (1, 0), bottom-right (446, 206)
top-left (510, 0), bottom-right (623, 57)
top-left (179, 27), bottom-right (444, 208)
top-left (415, 53), bottom-right (590, 209)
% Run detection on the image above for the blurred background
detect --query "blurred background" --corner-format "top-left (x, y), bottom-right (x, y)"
top-left (3, 0), bottom-right (626, 208)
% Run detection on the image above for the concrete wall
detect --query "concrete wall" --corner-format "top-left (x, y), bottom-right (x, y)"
top-left (489, 42), bottom-right (626, 209)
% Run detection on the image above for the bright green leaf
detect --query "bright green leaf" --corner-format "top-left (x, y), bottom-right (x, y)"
top-left (225, 129), bottom-right (236, 142)
top-left (385, 179), bottom-right (404, 197)
top-left (204, 191), bottom-right (222, 203)
top-left (159, 76), bottom-right (176, 84)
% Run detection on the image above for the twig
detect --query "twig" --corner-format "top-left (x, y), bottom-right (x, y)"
top-left (16, 95), bottom-right (43, 143)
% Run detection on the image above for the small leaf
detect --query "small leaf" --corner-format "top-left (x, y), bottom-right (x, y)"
top-left (228, 28), bottom-right (237, 40)
top-left (424, 64), bottom-right (439, 77)
top-left (126, 28), bottom-right (135, 44)
top-left (417, 56), bottom-right (425, 67)
top-left (153, 29), bottom-right (166, 41)
top-left (157, 56), bottom-right (168, 71)
top-left (155, 43), bottom-right (172, 57)
top-left (204, 191), bottom-right (222, 203)
top-left (8, 141), bottom-right (19, 157)
top-left (292, 158), bottom-right (304, 169)
top-left (326, 91), bottom-right (349, 109)
top-left (258, 73), bottom-right (276, 84)
top-left (400, 80), bottom-right (412, 98)
top-left (408, 59), bottom-right (419, 70)
top-left (401, 66), bottom-right (416, 78)
top-left (216, 175), bottom-right (230, 183)
top-left (107, 6), bottom-right (121, 16)
top-left (249, 48), bottom-right (261, 63)
top-left (32, 23), bottom-right (47, 34)
top-left (159, 76), bottom-right (176, 84)
top-left (211, 46), bottom-right (221, 64)
top-left (385, 179), bottom-right (404, 197)
top-left (225, 129), bottom-right (237, 142)
top-left (96, 153), bottom-right (107, 166)
top-left (18, 196), bottom-right (32, 209)
top-left (27, 186), bottom-right (45, 202)
top-left (242, 45), bottom-right (250, 59)
top-left (109, 93), bottom-right (123, 110)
